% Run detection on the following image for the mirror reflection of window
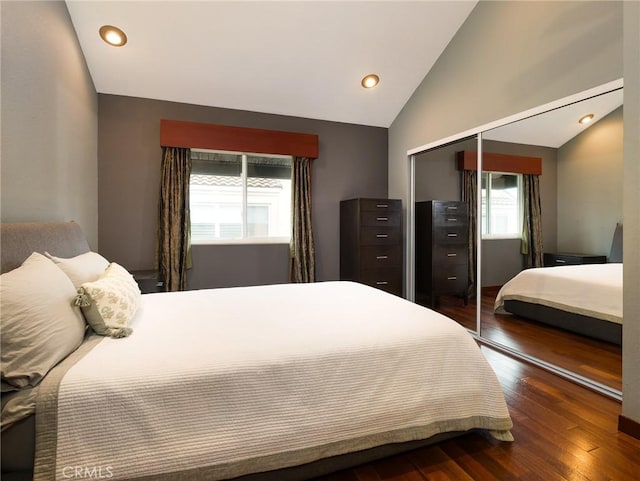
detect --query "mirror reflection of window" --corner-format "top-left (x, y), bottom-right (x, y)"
top-left (481, 172), bottom-right (522, 238)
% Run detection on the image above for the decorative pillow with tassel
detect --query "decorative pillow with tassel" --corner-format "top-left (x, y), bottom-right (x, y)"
top-left (75, 263), bottom-right (141, 338)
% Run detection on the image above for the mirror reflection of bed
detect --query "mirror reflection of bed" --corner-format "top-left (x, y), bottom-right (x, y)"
top-left (487, 225), bottom-right (622, 390)
top-left (414, 86), bottom-right (623, 392)
top-left (480, 88), bottom-right (623, 392)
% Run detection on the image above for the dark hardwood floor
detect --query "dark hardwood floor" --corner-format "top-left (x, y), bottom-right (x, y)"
top-left (434, 290), bottom-right (622, 391)
top-left (315, 347), bottom-right (639, 481)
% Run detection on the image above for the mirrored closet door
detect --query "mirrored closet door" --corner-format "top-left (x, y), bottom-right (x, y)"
top-left (408, 80), bottom-right (623, 398)
top-left (479, 87), bottom-right (623, 394)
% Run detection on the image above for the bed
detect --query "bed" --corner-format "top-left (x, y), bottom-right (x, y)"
top-left (1, 222), bottom-right (513, 481)
top-left (494, 224), bottom-right (623, 345)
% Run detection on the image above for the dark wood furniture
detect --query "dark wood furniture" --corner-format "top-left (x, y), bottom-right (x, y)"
top-left (131, 269), bottom-right (164, 294)
top-left (415, 200), bottom-right (469, 307)
top-left (543, 252), bottom-right (607, 267)
top-left (340, 198), bottom-right (402, 296)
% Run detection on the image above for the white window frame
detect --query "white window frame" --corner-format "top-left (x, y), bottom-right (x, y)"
top-left (190, 149), bottom-right (292, 245)
top-left (481, 171), bottom-right (523, 240)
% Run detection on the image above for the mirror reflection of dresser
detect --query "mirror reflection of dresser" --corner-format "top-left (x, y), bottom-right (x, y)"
top-left (415, 200), bottom-right (469, 309)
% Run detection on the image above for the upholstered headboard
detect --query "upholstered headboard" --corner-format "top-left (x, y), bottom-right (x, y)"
top-left (609, 223), bottom-right (623, 263)
top-left (0, 222), bottom-right (90, 274)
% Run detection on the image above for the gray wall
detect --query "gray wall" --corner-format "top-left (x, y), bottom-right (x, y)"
top-left (622, 0), bottom-right (640, 429)
top-left (98, 95), bottom-right (388, 288)
top-left (389, 1), bottom-right (622, 209)
top-left (557, 106), bottom-right (623, 257)
top-left (415, 137), bottom-right (474, 202)
top-left (1, 0), bottom-right (98, 247)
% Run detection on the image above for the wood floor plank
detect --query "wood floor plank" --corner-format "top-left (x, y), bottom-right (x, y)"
top-left (420, 442), bottom-right (506, 481)
top-left (405, 445), bottom-right (476, 481)
top-left (511, 414), bottom-right (613, 481)
top-left (321, 470), bottom-right (362, 481)
top-left (361, 455), bottom-right (427, 481)
top-left (449, 437), bottom-right (528, 480)
top-left (577, 436), bottom-right (640, 480)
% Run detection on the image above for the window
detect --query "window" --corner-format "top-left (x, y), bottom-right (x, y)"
top-left (481, 172), bottom-right (523, 238)
top-left (190, 150), bottom-right (292, 243)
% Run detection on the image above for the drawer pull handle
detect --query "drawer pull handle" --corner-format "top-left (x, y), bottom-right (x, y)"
top-left (377, 217), bottom-right (388, 221)
top-left (376, 281), bottom-right (389, 286)
top-left (447, 233), bottom-right (458, 237)
top-left (556, 259), bottom-right (566, 263)
top-left (376, 234), bottom-right (388, 238)
top-left (447, 276), bottom-right (457, 280)
top-left (447, 218), bottom-right (457, 221)
top-left (376, 255), bottom-right (389, 260)
top-left (447, 253), bottom-right (457, 257)
top-left (446, 206), bottom-right (458, 210)
top-left (376, 204), bottom-right (389, 208)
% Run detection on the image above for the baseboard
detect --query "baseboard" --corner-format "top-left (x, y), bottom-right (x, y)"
top-left (618, 414), bottom-right (640, 440)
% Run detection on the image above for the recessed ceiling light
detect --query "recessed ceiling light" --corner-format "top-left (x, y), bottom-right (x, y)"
top-left (99, 25), bottom-right (127, 47)
top-left (578, 113), bottom-right (595, 125)
top-left (361, 74), bottom-right (380, 89)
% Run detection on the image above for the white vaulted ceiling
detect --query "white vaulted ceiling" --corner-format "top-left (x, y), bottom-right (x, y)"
top-left (65, 1), bottom-right (477, 127)
top-left (483, 88), bottom-right (623, 148)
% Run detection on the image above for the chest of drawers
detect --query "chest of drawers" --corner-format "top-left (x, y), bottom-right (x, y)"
top-left (415, 200), bottom-right (469, 307)
top-left (340, 198), bottom-right (403, 296)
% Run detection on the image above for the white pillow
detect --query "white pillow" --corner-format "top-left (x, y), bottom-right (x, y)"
top-left (1, 253), bottom-right (86, 390)
top-left (76, 263), bottom-right (141, 338)
top-left (46, 251), bottom-right (109, 288)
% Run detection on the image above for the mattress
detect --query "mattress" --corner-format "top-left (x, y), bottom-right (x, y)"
top-left (494, 263), bottom-right (623, 324)
top-left (34, 281), bottom-right (512, 481)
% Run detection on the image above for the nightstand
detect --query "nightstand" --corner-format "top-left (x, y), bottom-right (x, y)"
top-left (543, 253), bottom-right (607, 267)
top-left (131, 269), bottom-right (164, 293)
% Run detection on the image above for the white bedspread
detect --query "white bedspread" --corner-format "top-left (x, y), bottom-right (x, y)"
top-left (40, 281), bottom-right (511, 481)
top-left (495, 263), bottom-right (623, 324)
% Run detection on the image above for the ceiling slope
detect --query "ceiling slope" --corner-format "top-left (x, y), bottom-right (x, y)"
top-left (66, 1), bottom-right (477, 127)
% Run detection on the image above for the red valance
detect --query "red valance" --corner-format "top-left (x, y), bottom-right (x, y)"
top-left (457, 151), bottom-right (542, 175)
top-left (160, 119), bottom-right (319, 159)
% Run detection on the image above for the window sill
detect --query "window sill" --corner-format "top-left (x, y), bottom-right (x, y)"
top-left (192, 237), bottom-right (290, 246)
top-left (482, 235), bottom-right (522, 241)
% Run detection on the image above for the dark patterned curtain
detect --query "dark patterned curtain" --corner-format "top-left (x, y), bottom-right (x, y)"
top-left (289, 157), bottom-right (315, 282)
top-left (157, 147), bottom-right (191, 291)
top-left (521, 174), bottom-right (544, 268)
top-left (462, 170), bottom-right (477, 296)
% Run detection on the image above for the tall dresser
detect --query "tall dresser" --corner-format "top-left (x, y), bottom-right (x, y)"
top-left (340, 198), bottom-right (403, 296)
top-left (415, 200), bottom-right (469, 307)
